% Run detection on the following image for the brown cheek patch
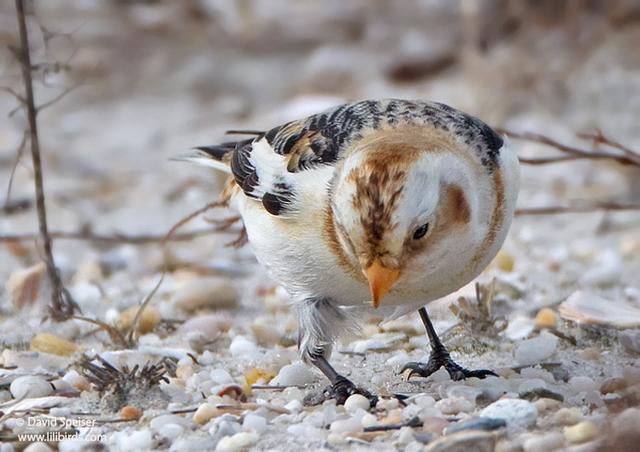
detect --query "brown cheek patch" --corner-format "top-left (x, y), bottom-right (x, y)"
top-left (323, 202), bottom-right (361, 279)
top-left (402, 184), bottom-right (471, 260)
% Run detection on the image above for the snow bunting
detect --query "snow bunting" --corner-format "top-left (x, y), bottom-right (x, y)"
top-left (183, 99), bottom-right (520, 404)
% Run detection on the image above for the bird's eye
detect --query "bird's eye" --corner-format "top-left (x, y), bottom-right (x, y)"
top-left (413, 223), bottom-right (429, 240)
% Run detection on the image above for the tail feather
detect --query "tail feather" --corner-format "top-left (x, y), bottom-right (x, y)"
top-left (172, 137), bottom-right (255, 174)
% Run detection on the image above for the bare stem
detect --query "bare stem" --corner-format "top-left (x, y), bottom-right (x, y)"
top-left (14, 0), bottom-right (78, 320)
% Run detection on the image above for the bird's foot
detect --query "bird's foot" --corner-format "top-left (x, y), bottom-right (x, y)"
top-left (303, 376), bottom-right (378, 407)
top-left (400, 348), bottom-right (497, 381)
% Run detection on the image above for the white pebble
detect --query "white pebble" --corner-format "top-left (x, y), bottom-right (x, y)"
top-left (330, 417), bottom-right (362, 434)
top-left (564, 421), bottom-right (599, 444)
top-left (284, 399), bottom-right (303, 413)
top-left (435, 396), bottom-right (474, 415)
top-left (229, 336), bottom-right (259, 358)
top-left (344, 394), bottom-right (370, 414)
top-left (23, 443), bottom-right (53, 452)
top-left (361, 412), bottom-right (378, 428)
top-left (515, 332), bottom-right (558, 365)
top-left (193, 403), bottom-right (220, 425)
top-left (158, 423), bottom-right (184, 440)
top-left (481, 399), bottom-right (538, 431)
top-left (210, 368), bottom-right (234, 385)
top-left (215, 432), bottom-right (259, 451)
top-left (174, 277), bottom-right (238, 312)
top-left (568, 376), bottom-right (597, 392)
top-left (270, 363), bottom-right (316, 386)
top-left (518, 379), bottom-right (547, 393)
top-left (116, 429), bottom-right (152, 452)
top-left (242, 413), bottom-right (267, 433)
top-left (10, 376), bottom-right (52, 400)
top-left (522, 432), bottom-right (564, 452)
top-left (150, 414), bottom-right (190, 431)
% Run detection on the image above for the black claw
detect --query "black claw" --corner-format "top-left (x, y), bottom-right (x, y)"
top-left (401, 351), bottom-right (497, 382)
top-left (303, 376), bottom-right (378, 407)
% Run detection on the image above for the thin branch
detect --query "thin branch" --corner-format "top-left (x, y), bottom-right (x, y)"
top-left (0, 226), bottom-right (231, 244)
top-left (36, 85), bottom-right (77, 113)
top-left (14, 0), bottom-right (78, 320)
top-left (126, 272), bottom-right (165, 344)
top-left (163, 200), bottom-right (226, 243)
top-left (516, 202), bottom-right (640, 216)
top-left (500, 129), bottom-right (640, 167)
top-left (3, 130), bottom-right (28, 212)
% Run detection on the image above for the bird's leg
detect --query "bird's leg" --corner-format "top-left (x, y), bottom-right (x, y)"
top-left (401, 307), bottom-right (497, 381)
top-left (297, 297), bottom-right (377, 406)
top-left (307, 354), bottom-right (377, 406)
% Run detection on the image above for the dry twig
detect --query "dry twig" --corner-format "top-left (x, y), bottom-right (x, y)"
top-left (13, 0), bottom-right (79, 320)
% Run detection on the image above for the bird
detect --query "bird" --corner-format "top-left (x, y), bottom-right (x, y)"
top-left (180, 99), bottom-right (520, 405)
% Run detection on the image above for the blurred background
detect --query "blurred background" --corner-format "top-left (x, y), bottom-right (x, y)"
top-left (1, 0), bottom-right (639, 320)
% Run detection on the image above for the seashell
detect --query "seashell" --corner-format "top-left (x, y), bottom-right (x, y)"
top-left (559, 291), bottom-right (640, 328)
top-left (30, 333), bottom-right (80, 356)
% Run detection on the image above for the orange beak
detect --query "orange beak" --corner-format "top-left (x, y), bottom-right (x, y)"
top-left (364, 259), bottom-right (400, 309)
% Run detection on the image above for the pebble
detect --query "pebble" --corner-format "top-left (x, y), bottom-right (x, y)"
top-left (116, 429), bottom-right (152, 452)
top-left (344, 394), bottom-right (371, 414)
top-left (563, 421), bottom-right (599, 444)
top-left (514, 332), bottom-right (558, 365)
top-left (120, 405), bottom-right (143, 420)
top-left (532, 398), bottom-right (562, 414)
top-left (178, 313), bottom-right (232, 338)
top-left (535, 308), bottom-right (558, 328)
top-left (613, 407), bottom-right (640, 435)
top-left (30, 333), bottom-right (79, 357)
top-left (193, 402), bottom-right (221, 425)
top-left (424, 430), bottom-right (496, 452)
top-left (569, 376), bottom-right (597, 392)
top-left (242, 413), bottom-right (267, 433)
top-left (435, 396), bottom-right (475, 415)
top-left (444, 417), bottom-right (506, 435)
top-left (422, 416), bottom-right (449, 435)
top-left (270, 363), bottom-right (316, 386)
top-left (580, 347), bottom-right (601, 361)
top-left (150, 414), bottom-right (191, 431)
top-left (494, 250), bottom-right (515, 272)
top-left (553, 407), bottom-right (582, 426)
top-left (504, 315), bottom-right (536, 340)
top-left (330, 417), bottom-right (362, 434)
top-left (517, 378), bottom-right (547, 393)
top-left (158, 423), bottom-right (184, 440)
top-left (480, 399), bottom-right (537, 431)
top-left (251, 319), bottom-right (280, 346)
top-left (62, 370), bottom-right (89, 391)
top-left (229, 336), bottom-right (259, 358)
top-left (215, 432), bottom-right (259, 451)
top-left (23, 443), bottom-right (53, 452)
top-left (174, 277), bottom-right (238, 312)
top-left (522, 432), bottom-right (565, 452)
top-left (620, 329), bottom-right (640, 355)
top-left (361, 412), bottom-right (378, 428)
top-left (520, 388), bottom-right (564, 402)
top-left (115, 306), bottom-right (161, 334)
top-left (10, 376), bottom-right (53, 399)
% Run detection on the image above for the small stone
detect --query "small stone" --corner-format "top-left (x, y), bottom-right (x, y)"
top-left (115, 306), bottom-right (161, 334)
top-left (6, 262), bottom-right (45, 308)
top-left (229, 336), bottom-right (259, 357)
top-left (444, 417), bottom-right (506, 435)
top-left (520, 388), bottom-right (564, 402)
top-left (10, 376), bottom-right (52, 399)
top-left (330, 417), bottom-right (362, 434)
top-left (242, 413), bottom-right (267, 433)
top-left (435, 397), bottom-right (475, 415)
top-left (569, 376), bottom-right (597, 392)
top-left (344, 394), bottom-right (370, 414)
top-left (251, 319), bottom-right (280, 346)
top-left (62, 370), bottom-right (89, 391)
top-left (422, 416), bottom-right (449, 435)
top-left (270, 362), bottom-right (316, 386)
top-left (150, 414), bottom-right (191, 431)
top-left (535, 308), bottom-right (557, 328)
top-left (494, 250), bottom-right (515, 272)
top-left (24, 442), bottom-right (53, 452)
top-left (174, 277), bottom-right (238, 312)
top-left (514, 332), bottom-right (558, 365)
top-left (553, 407), bottom-right (582, 426)
top-left (580, 347), bottom-right (601, 361)
top-left (244, 367), bottom-right (276, 386)
top-left (532, 398), bottom-right (562, 414)
top-left (563, 421), bottom-right (599, 444)
top-left (178, 313), bottom-right (232, 338)
top-left (193, 402), bottom-right (221, 424)
top-left (361, 412), bottom-right (378, 428)
top-left (480, 399), bottom-right (537, 431)
top-left (158, 423), bottom-right (184, 440)
top-left (620, 330), bottom-right (640, 355)
top-left (425, 431), bottom-right (496, 452)
top-left (522, 432), bottom-right (564, 452)
top-left (116, 429), bottom-right (152, 452)
top-left (613, 407), bottom-right (640, 435)
top-left (120, 405), bottom-right (143, 420)
top-left (30, 333), bottom-right (79, 357)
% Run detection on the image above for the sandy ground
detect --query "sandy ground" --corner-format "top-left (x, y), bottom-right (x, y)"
top-left (1, 2), bottom-right (640, 451)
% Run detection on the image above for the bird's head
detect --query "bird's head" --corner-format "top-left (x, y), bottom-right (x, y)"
top-left (329, 131), bottom-right (477, 308)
